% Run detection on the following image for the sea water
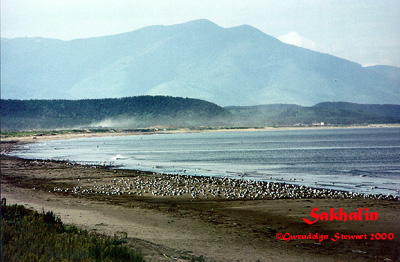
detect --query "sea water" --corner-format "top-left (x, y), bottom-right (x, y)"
top-left (11, 128), bottom-right (400, 196)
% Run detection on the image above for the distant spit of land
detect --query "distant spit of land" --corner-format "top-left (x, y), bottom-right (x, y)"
top-left (2, 123), bottom-right (400, 143)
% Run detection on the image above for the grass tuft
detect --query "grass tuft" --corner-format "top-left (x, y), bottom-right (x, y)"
top-left (1, 204), bottom-right (144, 262)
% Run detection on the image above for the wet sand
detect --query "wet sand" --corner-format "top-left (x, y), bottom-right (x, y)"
top-left (1, 135), bottom-right (400, 261)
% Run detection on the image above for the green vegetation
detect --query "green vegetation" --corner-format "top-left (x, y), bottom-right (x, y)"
top-left (1, 96), bottom-right (230, 131)
top-left (1, 96), bottom-right (399, 131)
top-left (227, 103), bottom-right (400, 126)
top-left (314, 102), bottom-right (400, 119)
top-left (1, 204), bottom-right (144, 262)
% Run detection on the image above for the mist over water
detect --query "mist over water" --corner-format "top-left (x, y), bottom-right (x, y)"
top-left (12, 128), bottom-right (400, 196)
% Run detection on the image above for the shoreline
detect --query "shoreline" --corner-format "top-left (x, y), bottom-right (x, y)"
top-left (4, 125), bottom-right (400, 198)
top-left (4, 154), bottom-right (399, 201)
top-left (2, 123), bottom-right (400, 144)
top-left (2, 153), bottom-right (400, 261)
top-left (1, 130), bottom-right (400, 261)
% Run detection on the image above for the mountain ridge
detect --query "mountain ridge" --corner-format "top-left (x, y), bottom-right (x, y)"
top-left (2, 19), bottom-right (399, 106)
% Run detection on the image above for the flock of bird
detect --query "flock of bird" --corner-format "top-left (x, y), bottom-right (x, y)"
top-left (52, 172), bottom-right (399, 201)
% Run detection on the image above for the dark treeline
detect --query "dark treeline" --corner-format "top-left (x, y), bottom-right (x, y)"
top-left (314, 102), bottom-right (400, 119)
top-left (1, 96), bottom-right (231, 131)
top-left (1, 97), bottom-right (400, 131)
top-left (226, 102), bottom-right (400, 126)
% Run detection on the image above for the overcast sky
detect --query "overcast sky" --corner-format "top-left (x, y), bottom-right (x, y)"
top-left (2, 0), bottom-right (400, 67)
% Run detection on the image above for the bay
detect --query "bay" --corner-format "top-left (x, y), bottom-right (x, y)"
top-left (12, 128), bottom-right (400, 196)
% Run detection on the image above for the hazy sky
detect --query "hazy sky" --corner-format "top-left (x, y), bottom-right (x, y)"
top-left (2, 0), bottom-right (400, 67)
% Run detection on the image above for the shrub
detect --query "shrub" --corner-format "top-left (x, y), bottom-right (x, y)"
top-left (1, 204), bottom-right (144, 262)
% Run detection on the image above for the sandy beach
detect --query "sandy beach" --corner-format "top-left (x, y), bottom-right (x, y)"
top-left (1, 131), bottom-right (400, 261)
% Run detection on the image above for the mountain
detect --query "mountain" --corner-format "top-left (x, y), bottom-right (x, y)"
top-left (1, 19), bottom-right (399, 106)
top-left (365, 65), bottom-right (400, 83)
top-left (1, 96), bottom-right (230, 131)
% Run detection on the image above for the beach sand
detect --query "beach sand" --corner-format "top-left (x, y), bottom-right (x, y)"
top-left (1, 133), bottom-right (400, 261)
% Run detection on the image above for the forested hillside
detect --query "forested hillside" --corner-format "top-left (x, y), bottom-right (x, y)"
top-left (226, 103), bottom-right (400, 126)
top-left (2, 97), bottom-right (399, 131)
top-left (1, 96), bottom-right (230, 131)
top-left (313, 102), bottom-right (400, 119)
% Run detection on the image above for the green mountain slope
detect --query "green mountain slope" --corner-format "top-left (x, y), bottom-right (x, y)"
top-left (1, 96), bottom-right (230, 131)
top-left (2, 96), bottom-right (399, 131)
top-left (227, 102), bottom-right (400, 126)
top-left (313, 102), bottom-right (400, 119)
